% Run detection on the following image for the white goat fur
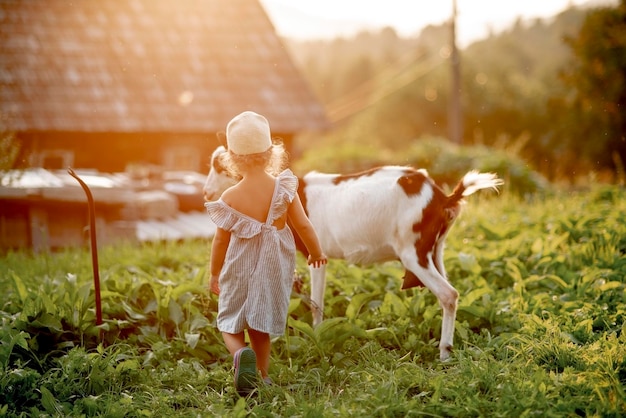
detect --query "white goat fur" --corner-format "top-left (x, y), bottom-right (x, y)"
top-left (203, 145), bottom-right (503, 360)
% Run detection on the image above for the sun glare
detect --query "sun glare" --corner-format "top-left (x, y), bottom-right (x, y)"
top-left (260, 0), bottom-right (613, 46)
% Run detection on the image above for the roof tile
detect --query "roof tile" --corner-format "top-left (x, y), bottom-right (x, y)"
top-left (0, 0), bottom-right (327, 133)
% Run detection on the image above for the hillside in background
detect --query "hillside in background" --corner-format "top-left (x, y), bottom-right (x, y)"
top-left (283, 4), bottom-right (616, 184)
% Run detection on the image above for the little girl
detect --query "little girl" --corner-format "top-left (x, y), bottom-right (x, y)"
top-left (205, 111), bottom-right (327, 395)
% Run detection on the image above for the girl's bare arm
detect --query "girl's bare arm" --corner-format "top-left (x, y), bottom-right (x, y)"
top-left (209, 227), bottom-right (231, 294)
top-left (287, 194), bottom-right (327, 267)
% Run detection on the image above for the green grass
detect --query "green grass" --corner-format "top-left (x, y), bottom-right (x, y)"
top-left (1, 186), bottom-right (625, 417)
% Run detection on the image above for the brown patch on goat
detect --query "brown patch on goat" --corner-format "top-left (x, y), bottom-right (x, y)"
top-left (409, 183), bottom-right (450, 280)
top-left (397, 171), bottom-right (428, 196)
top-left (413, 180), bottom-right (466, 266)
top-left (333, 167), bottom-right (415, 185)
top-left (403, 175), bottom-right (471, 290)
top-left (396, 172), bottom-right (431, 289)
top-left (401, 270), bottom-right (425, 289)
top-left (333, 167), bottom-right (383, 184)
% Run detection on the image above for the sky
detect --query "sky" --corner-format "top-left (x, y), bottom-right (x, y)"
top-left (259, 0), bottom-right (616, 47)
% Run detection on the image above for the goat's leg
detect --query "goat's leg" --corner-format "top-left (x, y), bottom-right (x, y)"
top-left (437, 283), bottom-right (458, 361)
top-left (400, 252), bottom-right (458, 361)
top-left (309, 264), bottom-right (326, 327)
top-left (431, 241), bottom-right (457, 360)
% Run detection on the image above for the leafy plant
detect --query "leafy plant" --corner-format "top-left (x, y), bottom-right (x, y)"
top-left (0, 187), bottom-right (624, 416)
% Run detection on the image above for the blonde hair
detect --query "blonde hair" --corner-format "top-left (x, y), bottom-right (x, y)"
top-left (220, 141), bottom-right (289, 179)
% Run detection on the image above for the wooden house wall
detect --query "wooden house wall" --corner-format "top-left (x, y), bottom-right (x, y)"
top-left (17, 131), bottom-right (294, 173)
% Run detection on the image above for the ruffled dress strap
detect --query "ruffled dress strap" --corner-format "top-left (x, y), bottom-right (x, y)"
top-left (267, 169), bottom-right (298, 223)
top-left (205, 199), bottom-right (262, 238)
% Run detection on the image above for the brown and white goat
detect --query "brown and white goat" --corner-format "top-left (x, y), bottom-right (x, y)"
top-left (203, 145), bottom-right (503, 360)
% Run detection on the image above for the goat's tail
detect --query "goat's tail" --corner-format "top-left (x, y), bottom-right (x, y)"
top-left (447, 171), bottom-right (503, 206)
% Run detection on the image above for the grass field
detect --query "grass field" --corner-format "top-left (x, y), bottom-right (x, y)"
top-left (1, 186), bottom-right (625, 417)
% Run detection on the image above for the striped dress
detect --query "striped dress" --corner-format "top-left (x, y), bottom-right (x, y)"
top-left (205, 170), bottom-right (298, 336)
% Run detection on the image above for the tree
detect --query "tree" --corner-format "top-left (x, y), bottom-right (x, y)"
top-left (560, 0), bottom-right (626, 172)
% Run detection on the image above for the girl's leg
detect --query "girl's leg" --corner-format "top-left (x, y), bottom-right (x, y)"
top-left (247, 328), bottom-right (270, 378)
top-left (222, 331), bottom-right (246, 356)
top-left (224, 331), bottom-right (257, 394)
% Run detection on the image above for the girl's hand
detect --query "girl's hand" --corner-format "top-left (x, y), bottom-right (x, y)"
top-left (210, 275), bottom-right (220, 295)
top-left (307, 254), bottom-right (328, 269)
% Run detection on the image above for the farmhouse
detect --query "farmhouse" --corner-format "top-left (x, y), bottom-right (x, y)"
top-left (0, 0), bottom-right (328, 251)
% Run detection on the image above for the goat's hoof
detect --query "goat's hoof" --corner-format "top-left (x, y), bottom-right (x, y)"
top-left (439, 345), bottom-right (453, 362)
top-left (312, 315), bottom-right (323, 328)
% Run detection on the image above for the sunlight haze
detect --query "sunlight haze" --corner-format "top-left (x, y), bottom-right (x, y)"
top-left (260, 0), bottom-right (616, 46)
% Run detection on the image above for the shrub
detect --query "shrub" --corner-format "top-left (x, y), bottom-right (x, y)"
top-left (294, 136), bottom-right (549, 195)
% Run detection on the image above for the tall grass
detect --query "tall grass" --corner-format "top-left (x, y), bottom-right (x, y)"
top-left (1, 186), bottom-right (625, 416)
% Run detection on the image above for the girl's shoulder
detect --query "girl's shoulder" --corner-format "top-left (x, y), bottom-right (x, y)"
top-left (219, 183), bottom-right (240, 205)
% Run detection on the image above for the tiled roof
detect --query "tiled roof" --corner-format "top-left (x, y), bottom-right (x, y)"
top-left (0, 0), bottom-right (328, 133)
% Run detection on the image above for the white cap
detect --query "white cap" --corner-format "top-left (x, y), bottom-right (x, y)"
top-left (226, 111), bottom-right (272, 155)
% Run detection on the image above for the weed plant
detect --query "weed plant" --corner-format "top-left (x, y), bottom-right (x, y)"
top-left (1, 186), bottom-right (625, 416)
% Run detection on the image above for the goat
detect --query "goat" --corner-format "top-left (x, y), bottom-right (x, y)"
top-left (203, 145), bottom-right (503, 360)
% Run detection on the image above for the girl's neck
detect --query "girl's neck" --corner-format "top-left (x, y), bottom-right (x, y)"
top-left (240, 165), bottom-right (269, 180)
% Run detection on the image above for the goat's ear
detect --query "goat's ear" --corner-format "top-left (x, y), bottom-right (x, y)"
top-left (216, 131), bottom-right (227, 148)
